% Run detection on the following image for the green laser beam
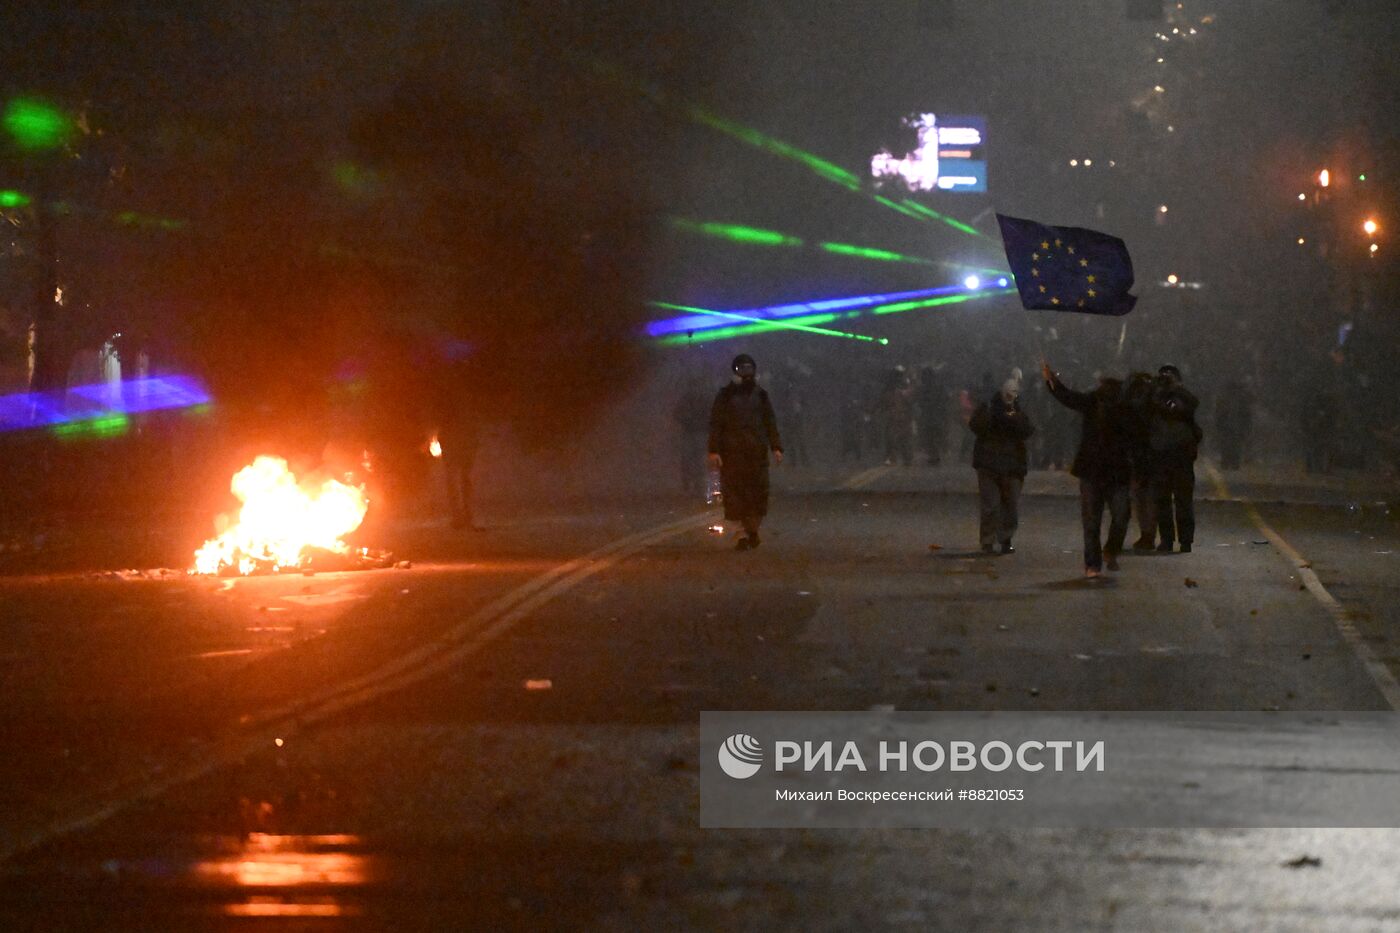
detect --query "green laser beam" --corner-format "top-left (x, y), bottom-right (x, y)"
top-left (687, 107), bottom-right (863, 193)
top-left (898, 199), bottom-right (993, 240)
top-left (651, 301), bottom-right (887, 345)
top-left (669, 218), bottom-right (803, 247)
top-left (0, 189), bottom-right (31, 208)
top-left (670, 216), bottom-right (993, 272)
top-left (819, 241), bottom-right (932, 264)
top-left (51, 414), bottom-right (130, 440)
top-left (581, 57), bottom-right (994, 247)
top-left (869, 291), bottom-right (1000, 315)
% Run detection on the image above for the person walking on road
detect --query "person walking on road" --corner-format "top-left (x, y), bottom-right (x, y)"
top-left (969, 375), bottom-right (1034, 555)
top-left (1126, 372), bottom-right (1159, 550)
top-left (708, 354), bottom-right (783, 551)
top-left (1043, 361), bottom-right (1134, 577)
top-left (1150, 364), bottom-right (1202, 553)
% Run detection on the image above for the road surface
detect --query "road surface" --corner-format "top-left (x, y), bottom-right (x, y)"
top-left (1, 463), bottom-right (1397, 930)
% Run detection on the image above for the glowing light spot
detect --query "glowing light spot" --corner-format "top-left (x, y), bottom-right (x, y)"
top-left (3, 98), bottom-right (72, 150)
top-left (1319, 169), bottom-right (1330, 187)
top-left (997, 277), bottom-right (1009, 287)
top-left (1297, 237), bottom-right (1305, 245)
top-left (1166, 273), bottom-right (1179, 285)
top-left (964, 275), bottom-right (981, 290)
top-left (1158, 204), bottom-right (1169, 213)
top-left (1298, 193), bottom-right (1306, 201)
top-left (428, 437), bottom-right (442, 458)
top-left (1362, 218), bottom-right (1378, 236)
top-left (0, 189), bottom-right (30, 208)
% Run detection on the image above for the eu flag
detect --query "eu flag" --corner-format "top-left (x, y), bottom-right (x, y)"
top-left (996, 213), bottom-right (1137, 316)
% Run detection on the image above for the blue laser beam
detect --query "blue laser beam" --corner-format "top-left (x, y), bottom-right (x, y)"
top-left (0, 375), bottom-right (212, 433)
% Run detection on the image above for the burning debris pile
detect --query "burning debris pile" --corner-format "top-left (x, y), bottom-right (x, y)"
top-left (193, 456), bottom-right (389, 576)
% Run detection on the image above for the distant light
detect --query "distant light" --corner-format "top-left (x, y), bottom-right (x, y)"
top-left (1167, 125), bottom-right (1175, 133)
top-left (1358, 174), bottom-right (1366, 181)
top-left (1167, 273), bottom-right (1179, 285)
top-left (1108, 160), bottom-right (1116, 167)
top-left (1189, 28), bottom-right (1197, 34)
top-left (1171, 27), bottom-right (1179, 34)
top-left (1297, 193), bottom-right (1306, 201)
top-left (1363, 218), bottom-right (1378, 236)
top-left (1158, 204), bottom-right (1169, 213)
top-left (1371, 243), bottom-right (1379, 254)
top-left (964, 275), bottom-right (981, 290)
top-left (1319, 169), bottom-right (1330, 188)
top-left (1156, 58), bottom-right (1165, 63)
top-left (1069, 159), bottom-right (1078, 166)
top-left (1297, 237), bottom-right (1306, 245)
top-left (1153, 85), bottom-right (1165, 93)
top-left (1084, 159), bottom-right (1093, 167)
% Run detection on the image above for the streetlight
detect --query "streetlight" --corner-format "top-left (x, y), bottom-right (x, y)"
top-left (1363, 218), bottom-right (1379, 236)
top-left (1318, 168), bottom-right (1330, 188)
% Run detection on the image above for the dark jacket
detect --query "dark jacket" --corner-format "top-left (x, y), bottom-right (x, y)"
top-left (1046, 375), bottom-right (1135, 484)
top-left (1149, 383), bottom-right (1202, 464)
top-left (708, 381), bottom-right (782, 460)
top-left (969, 393), bottom-right (1035, 477)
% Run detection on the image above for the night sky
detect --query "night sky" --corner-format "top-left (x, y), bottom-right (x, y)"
top-left (1, 1), bottom-right (1396, 439)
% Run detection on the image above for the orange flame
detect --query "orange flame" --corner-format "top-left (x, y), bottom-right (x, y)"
top-left (193, 456), bottom-right (368, 575)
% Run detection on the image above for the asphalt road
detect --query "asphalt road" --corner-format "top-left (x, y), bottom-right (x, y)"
top-left (1, 463), bottom-right (1398, 930)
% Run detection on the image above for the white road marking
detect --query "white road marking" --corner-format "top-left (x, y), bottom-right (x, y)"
top-left (0, 510), bottom-right (706, 864)
top-left (1204, 461), bottom-right (1400, 711)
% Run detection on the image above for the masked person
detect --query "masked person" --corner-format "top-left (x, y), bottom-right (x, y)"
top-left (708, 354), bottom-right (783, 550)
top-left (969, 375), bottom-right (1034, 554)
top-left (1043, 362), bottom-right (1134, 577)
top-left (1150, 364), bottom-right (1201, 553)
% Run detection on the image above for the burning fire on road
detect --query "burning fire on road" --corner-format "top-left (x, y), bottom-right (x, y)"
top-left (193, 456), bottom-right (379, 576)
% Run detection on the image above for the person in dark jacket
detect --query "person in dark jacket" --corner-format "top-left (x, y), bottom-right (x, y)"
top-left (1042, 362), bottom-right (1134, 577)
top-left (708, 354), bottom-right (783, 551)
top-left (1125, 372), bottom-right (1158, 550)
top-left (1150, 364), bottom-right (1201, 553)
top-left (969, 376), bottom-right (1035, 554)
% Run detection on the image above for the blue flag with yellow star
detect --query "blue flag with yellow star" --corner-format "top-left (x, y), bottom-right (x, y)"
top-left (995, 213), bottom-right (1137, 316)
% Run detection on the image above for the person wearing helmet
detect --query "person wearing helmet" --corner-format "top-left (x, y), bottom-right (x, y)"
top-left (707, 354), bottom-right (783, 550)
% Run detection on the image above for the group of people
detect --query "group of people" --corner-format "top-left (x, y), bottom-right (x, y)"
top-left (704, 352), bottom-right (1204, 578)
top-left (969, 361), bottom-right (1202, 577)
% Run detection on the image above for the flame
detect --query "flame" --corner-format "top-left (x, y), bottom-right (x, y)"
top-left (428, 436), bottom-right (442, 458)
top-left (193, 456), bottom-right (368, 575)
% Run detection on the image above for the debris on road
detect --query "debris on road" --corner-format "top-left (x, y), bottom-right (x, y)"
top-left (1184, 578), bottom-right (1199, 588)
top-left (524, 679), bottom-right (553, 691)
top-left (927, 543), bottom-right (943, 551)
top-left (1283, 855), bottom-right (1322, 869)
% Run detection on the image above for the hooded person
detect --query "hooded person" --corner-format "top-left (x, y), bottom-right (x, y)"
top-left (707, 354), bottom-right (783, 550)
top-left (1149, 364), bottom-right (1202, 552)
top-left (1043, 361), bottom-right (1136, 577)
top-left (968, 373), bottom-right (1035, 554)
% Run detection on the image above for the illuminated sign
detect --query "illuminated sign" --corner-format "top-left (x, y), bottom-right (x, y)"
top-left (871, 114), bottom-right (987, 193)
